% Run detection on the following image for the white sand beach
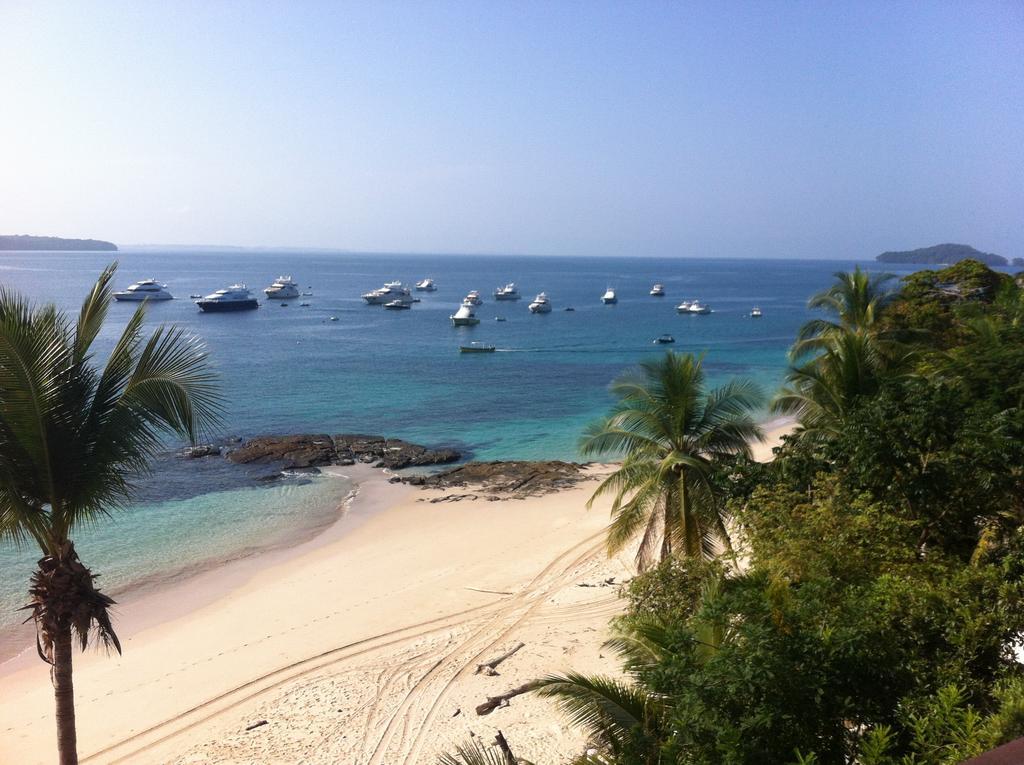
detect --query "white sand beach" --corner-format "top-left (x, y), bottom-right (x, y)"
top-left (0, 421), bottom-right (793, 765)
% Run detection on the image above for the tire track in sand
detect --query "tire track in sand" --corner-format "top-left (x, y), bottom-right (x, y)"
top-left (364, 531), bottom-right (608, 764)
top-left (83, 529), bottom-right (609, 765)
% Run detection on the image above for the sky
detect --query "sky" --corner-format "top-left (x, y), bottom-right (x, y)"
top-left (1, 1), bottom-right (1022, 259)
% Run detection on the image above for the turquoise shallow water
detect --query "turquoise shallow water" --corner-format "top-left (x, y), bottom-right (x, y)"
top-left (0, 251), bottom-right (924, 633)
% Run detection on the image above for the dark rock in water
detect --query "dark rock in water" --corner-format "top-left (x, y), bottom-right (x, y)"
top-left (227, 434), bottom-right (337, 468)
top-left (404, 460), bottom-right (588, 497)
top-left (218, 433), bottom-right (461, 473)
top-left (183, 444), bottom-right (222, 459)
top-left (333, 434), bottom-right (461, 470)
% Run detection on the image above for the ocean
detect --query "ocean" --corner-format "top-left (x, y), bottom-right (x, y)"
top-left (0, 250), bottom-right (925, 639)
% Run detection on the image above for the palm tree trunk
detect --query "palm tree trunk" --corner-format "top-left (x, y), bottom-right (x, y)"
top-left (52, 623), bottom-right (79, 765)
top-left (680, 471), bottom-right (700, 557)
top-left (661, 482), bottom-right (676, 562)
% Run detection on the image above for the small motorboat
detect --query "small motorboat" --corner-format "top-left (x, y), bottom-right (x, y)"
top-left (302, 291), bottom-right (313, 296)
top-left (564, 307), bottom-right (575, 312)
top-left (329, 316), bottom-right (339, 322)
top-left (602, 287), bottom-right (618, 304)
top-left (299, 302), bottom-right (310, 307)
top-left (416, 278), bottom-right (437, 292)
top-left (280, 302), bottom-right (288, 307)
top-left (654, 334), bottom-right (675, 344)
top-left (465, 290), bottom-right (483, 306)
top-left (650, 284), bottom-right (665, 297)
top-left (459, 342), bottom-right (496, 353)
top-left (750, 307), bottom-right (763, 318)
top-left (495, 316), bottom-right (507, 322)
top-left (384, 299), bottom-right (412, 310)
top-left (189, 294), bottom-right (202, 299)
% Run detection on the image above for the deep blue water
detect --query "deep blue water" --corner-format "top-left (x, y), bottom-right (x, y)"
top-left (0, 250), bottom-right (924, 634)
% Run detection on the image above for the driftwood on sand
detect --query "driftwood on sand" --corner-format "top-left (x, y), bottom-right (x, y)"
top-left (475, 680), bottom-right (544, 715)
top-left (475, 642), bottom-right (525, 675)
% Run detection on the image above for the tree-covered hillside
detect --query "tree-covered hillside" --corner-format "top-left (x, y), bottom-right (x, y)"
top-left (877, 243), bottom-right (1006, 266)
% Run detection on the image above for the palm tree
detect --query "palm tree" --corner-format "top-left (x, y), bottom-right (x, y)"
top-left (0, 265), bottom-right (221, 765)
top-left (773, 330), bottom-right (905, 435)
top-left (790, 266), bottom-right (897, 359)
top-left (581, 353), bottom-right (763, 570)
top-left (774, 267), bottom-right (908, 436)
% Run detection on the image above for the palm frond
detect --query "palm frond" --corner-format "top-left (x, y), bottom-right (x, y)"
top-left (534, 673), bottom-right (662, 751)
top-left (74, 262), bottom-right (117, 363)
top-left (436, 738), bottom-right (530, 765)
top-left (604, 614), bottom-right (675, 672)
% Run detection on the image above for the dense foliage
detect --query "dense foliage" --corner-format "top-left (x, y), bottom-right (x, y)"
top-left (536, 260), bottom-right (1024, 765)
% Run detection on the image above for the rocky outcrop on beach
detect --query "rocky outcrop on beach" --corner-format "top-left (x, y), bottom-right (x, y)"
top-left (211, 433), bottom-right (461, 471)
top-left (333, 435), bottom-right (461, 470)
top-left (226, 434), bottom-right (338, 468)
top-left (403, 460), bottom-right (590, 498)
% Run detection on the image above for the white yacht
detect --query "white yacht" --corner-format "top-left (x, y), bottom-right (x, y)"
top-left (750, 306), bottom-right (763, 318)
top-left (113, 279), bottom-right (173, 301)
top-left (602, 287), bottom-right (618, 304)
top-left (688, 301), bottom-right (712, 314)
top-left (493, 283), bottom-right (521, 301)
top-left (362, 281), bottom-right (411, 305)
top-left (263, 276), bottom-right (300, 299)
top-left (528, 292), bottom-right (552, 313)
top-left (415, 278), bottom-right (437, 292)
top-left (650, 283), bottom-right (665, 297)
top-left (386, 291), bottom-right (414, 307)
top-left (676, 300), bottom-right (692, 313)
top-left (464, 290), bottom-right (483, 306)
top-left (196, 284), bottom-right (259, 312)
top-left (450, 301), bottom-right (481, 326)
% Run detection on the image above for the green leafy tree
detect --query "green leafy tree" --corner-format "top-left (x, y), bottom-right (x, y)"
top-left (581, 352), bottom-right (763, 569)
top-left (0, 265), bottom-right (221, 765)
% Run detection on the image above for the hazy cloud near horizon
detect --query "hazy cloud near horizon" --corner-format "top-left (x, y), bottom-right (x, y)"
top-left (1, 1), bottom-right (1021, 260)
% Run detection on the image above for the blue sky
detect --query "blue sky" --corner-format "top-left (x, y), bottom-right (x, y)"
top-left (1, 1), bottom-right (1021, 259)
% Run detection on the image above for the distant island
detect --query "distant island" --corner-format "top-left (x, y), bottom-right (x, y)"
top-left (0, 235), bottom-right (118, 252)
top-left (876, 243), bottom-right (1006, 266)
